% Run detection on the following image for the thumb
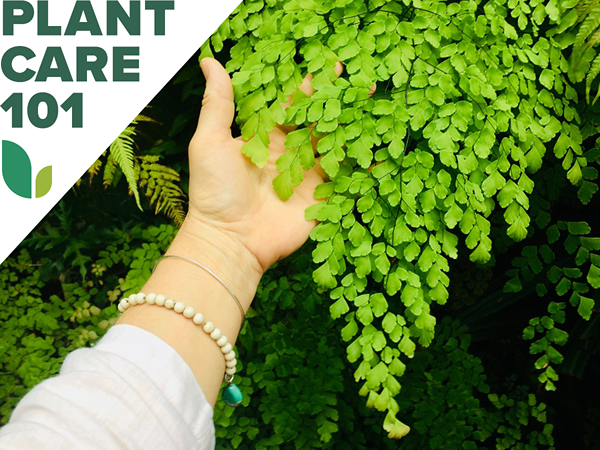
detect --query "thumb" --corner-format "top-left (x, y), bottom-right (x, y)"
top-left (196, 57), bottom-right (235, 140)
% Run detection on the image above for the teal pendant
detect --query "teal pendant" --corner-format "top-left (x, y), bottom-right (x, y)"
top-left (223, 383), bottom-right (243, 407)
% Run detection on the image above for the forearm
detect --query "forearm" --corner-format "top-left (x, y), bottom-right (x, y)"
top-left (115, 216), bottom-right (263, 407)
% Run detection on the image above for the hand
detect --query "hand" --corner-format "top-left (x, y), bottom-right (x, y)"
top-left (180, 57), bottom-right (344, 276)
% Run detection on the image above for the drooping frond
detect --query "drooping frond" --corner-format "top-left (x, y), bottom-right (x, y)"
top-left (109, 125), bottom-right (141, 209)
top-left (133, 114), bottom-right (156, 124)
top-left (87, 159), bottom-right (103, 179)
top-left (103, 154), bottom-right (117, 187)
top-left (97, 113), bottom-right (186, 225)
top-left (138, 156), bottom-right (186, 226)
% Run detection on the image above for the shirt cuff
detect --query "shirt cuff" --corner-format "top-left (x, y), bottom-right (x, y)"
top-left (93, 323), bottom-right (216, 447)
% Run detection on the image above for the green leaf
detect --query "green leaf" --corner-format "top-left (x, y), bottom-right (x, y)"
top-left (313, 240), bottom-right (333, 263)
top-left (385, 272), bottom-right (402, 296)
top-left (399, 334), bottom-right (416, 358)
top-left (547, 225), bottom-right (560, 244)
top-left (330, 297), bottom-right (349, 319)
top-left (587, 265), bottom-right (600, 289)
top-left (273, 170), bottom-right (294, 201)
top-left (366, 361), bottom-right (389, 389)
top-left (482, 170), bottom-right (506, 197)
top-left (320, 151), bottom-right (340, 178)
top-left (567, 222), bottom-right (591, 236)
top-left (382, 312), bottom-right (396, 334)
top-left (444, 204), bottom-right (463, 229)
top-left (341, 318), bottom-right (358, 341)
top-left (577, 296), bottom-right (594, 320)
top-left (555, 277), bottom-right (571, 296)
top-left (349, 222), bottom-right (366, 246)
top-left (373, 100), bottom-right (394, 115)
top-left (375, 254), bottom-right (391, 274)
top-left (370, 293), bottom-right (388, 317)
top-left (356, 304), bottom-right (373, 325)
top-left (242, 135), bottom-right (270, 168)
top-left (539, 69), bottom-right (554, 89)
top-left (579, 181), bottom-right (599, 204)
top-left (313, 261), bottom-right (336, 288)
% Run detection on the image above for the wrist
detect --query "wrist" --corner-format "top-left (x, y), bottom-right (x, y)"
top-left (166, 215), bottom-right (263, 309)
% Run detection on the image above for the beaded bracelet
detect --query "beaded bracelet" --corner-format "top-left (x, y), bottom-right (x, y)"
top-left (118, 292), bottom-right (243, 407)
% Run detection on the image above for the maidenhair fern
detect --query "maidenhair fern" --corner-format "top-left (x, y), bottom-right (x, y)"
top-left (202, 0), bottom-right (599, 440)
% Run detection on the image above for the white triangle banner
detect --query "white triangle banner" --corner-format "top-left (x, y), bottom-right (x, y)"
top-left (0, 0), bottom-right (241, 264)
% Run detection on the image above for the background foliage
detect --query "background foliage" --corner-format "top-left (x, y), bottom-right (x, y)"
top-left (1, 0), bottom-right (600, 448)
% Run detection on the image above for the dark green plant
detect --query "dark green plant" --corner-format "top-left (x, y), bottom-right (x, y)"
top-left (88, 114), bottom-right (187, 226)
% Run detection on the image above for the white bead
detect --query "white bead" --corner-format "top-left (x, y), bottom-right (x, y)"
top-left (210, 328), bottom-right (222, 340)
top-left (136, 293), bottom-right (146, 304)
top-left (174, 302), bottom-right (185, 313)
top-left (225, 350), bottom-right (236, 361)
top-left (120, 299), bottom-right (131, 309)
top-left (146, 293), bottom-right (156, 305)
top-left (225, 367), bottom-right (236, 375)
top-left (193, 313), bottom-right (204, 325)
top-left (226, 358), bottom-right (237, 368)
top-left (155, 295), bottom-right (166, 306)
top-left (183, 306), bottom-right (195, 318)
top-left (128, 294), bottom-right (138, 305)
top-left (118, 304), bottom-right (125, 313)
top-left (164, 299), bottom-right (175, 309)
top-left (221, 343), bottom-right (233, 354)
top-left (203, 322), bottom-right (215, 333)
top-left (217, 336), bottom-right (228, 347)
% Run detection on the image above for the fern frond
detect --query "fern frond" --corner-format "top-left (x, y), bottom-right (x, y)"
top-left (109, 126), bottom-right (142, 209)
top-left (587, 52), bottom-right (600, 102)
top-left (103, 154), bottom-right (117, 187)
top-left (88, 159), bottom-right (103, 177)
top-left (139, 155), bottom-right (160, 163)
top-left (574, 4), bottom-right (600, 50)
top-left (133, 114), bottom-right (156, 124)
top-left (577, 0), bottom-right (599, 23)
top-left (147, 167), bottom-right (180, 182)
top-left (586, 27), bottom-right (600, 50)
top-left (138, 157), bottom-right (186, 227)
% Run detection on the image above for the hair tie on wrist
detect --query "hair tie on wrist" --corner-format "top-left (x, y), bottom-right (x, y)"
top-left (152, 255), bottom-right (245, 329)
top-left (118, 292), bottom-right (244, 407)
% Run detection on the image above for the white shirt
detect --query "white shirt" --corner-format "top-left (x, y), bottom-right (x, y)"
top-left (0, 324), bottom-right (215, 449)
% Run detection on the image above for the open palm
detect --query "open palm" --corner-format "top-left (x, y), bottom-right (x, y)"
top-left (185, 58), bottom-right (343, 272)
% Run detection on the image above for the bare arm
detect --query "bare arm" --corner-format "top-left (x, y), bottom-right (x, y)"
top-left (116, 57), bottom-right (343, 407)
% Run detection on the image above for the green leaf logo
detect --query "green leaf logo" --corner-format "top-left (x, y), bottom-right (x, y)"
top-left (2, 140), bottom-right (52, 199)
top-left (36, 166), bottom-right (52, 198)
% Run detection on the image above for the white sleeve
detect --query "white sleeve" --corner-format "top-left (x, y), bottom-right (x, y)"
top-left (0, 324), bottom-right (215, 449)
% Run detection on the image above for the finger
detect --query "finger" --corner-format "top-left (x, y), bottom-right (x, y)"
top-left (369, 82), bottom-right (377, 97)
top-left (279, 73), bottom-right (316, 112)
top-left (195, 58), bottom-right (235, 141)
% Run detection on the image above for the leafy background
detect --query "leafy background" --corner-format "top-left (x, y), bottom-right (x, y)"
top-left (2, 0), bottom-right (600, 448)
